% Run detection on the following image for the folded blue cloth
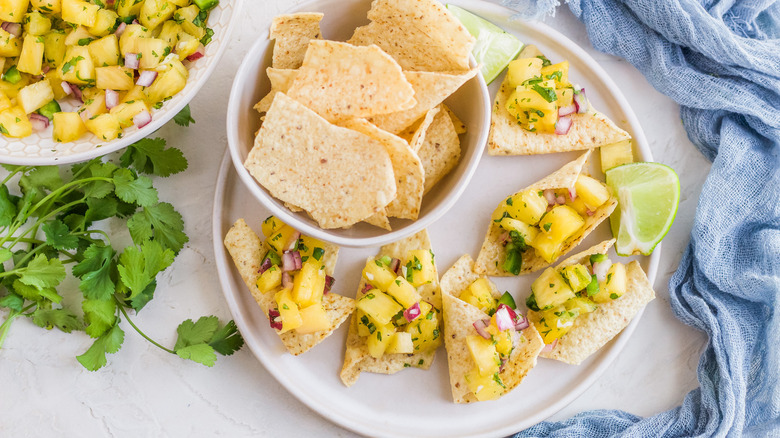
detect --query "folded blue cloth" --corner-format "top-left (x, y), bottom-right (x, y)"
top-left (497, 0), bottom-right (780, 436)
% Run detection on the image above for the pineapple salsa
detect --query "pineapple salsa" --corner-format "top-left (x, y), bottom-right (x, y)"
top-left (254, 216), bottom-right (336, 335)
top-left (527, 252), bottom-right (627, 345)
top-left (355, 250), bottom-right (442, 359)
top-left (0, 0), bottom-right (218, 141)
top-left (492, 173), bottom-right (612, 274)
top-left (460, 278), bottom-right (529, 401)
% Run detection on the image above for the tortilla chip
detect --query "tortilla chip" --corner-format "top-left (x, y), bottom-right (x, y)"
top-left (369, 69), bottom-right (477, 134)
top-left (415, 105), bottom-right (461, 195)
top-left (443, 104), bottom-right (467, 134)
top-left (339, 118), bottom-right (424, 220)
top-left (440, 255), bottom-right (544, 403)
top-left (348, 0), bottom-right (475, 72)
top-left (269, 13), bottom-right (324, 69)
top-left (254, 68), bottom-right (298, 114)
top-left (364, 209), bottom-right (392, 230)
top-left (487, 73), bottom-right (631, 156)
top-left (340, 229), bottom-right (441, 387)
top-left (285, 40), bottom-right (415, 122)
top-left (474, 150), bottom-right (618, 276)
top-left (223, 219), bottom-right (353, 355)
top-left (405, 106), bottom-right (440, 148)
top-left (244, 93), bottom-right (396, 229)
top-left (528, 243), bottom-right (655, 364)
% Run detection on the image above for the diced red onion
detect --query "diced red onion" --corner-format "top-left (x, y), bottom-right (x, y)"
top-left (558, 103), bottom-right (577, 117)
top-left (29, 113), bottom-right (49, 131)
top-left (568, 186), bottom-right (577, 201)
top-left (186, 45), bottom-right (205, 61)
top-left (499, 230), bottom-right (509, 246)
top-left (105, 89), bottom-right (119, 109)
top-left (389, 258), bottom-right (400, 274)
top-left (125, 53), bottom-right (140, 69)
top-left (115, 22), bottom-right (126, 38)
top-left (106, 0), bottom-right (114, 5)
top-left (574, 88), bottom-right (588, 113)
top-left (281, 252), bottom-right (295, 272)
top-left (290, 250), bottom-right (302, 270)
top-left (132, 19), bottom-right (140, 25)
top-left (361, 283), bottom-right (373, 294)
top-left (593, 259), bottom-right (612, 282)
top-left (554, 116), bottom-right (572, 135)
top-left (514, 314), bottom-right (530, 331)
top-left (499, 357), bottom-right (508, 373)
top-left (541, 338), bottom-right (559, 353)
top-left (41, 65), bottom-right (50, 75)
top-left (281, 272), bottom-right (292, 289)
top-left (268, 309), bottom-right (283, 330)
top-left (497, 303), bottom-right (517, 321)
top-left (1, 22), bottom-right (21, 38)
top-left (324, 275), bottom-right (335, 294)
top-left (136, 70), bottom-right (157, 87)
top-left (133, 110), bottom-right (151, 128)
top-left (494, 306), bottom-right (515, 331)
top-left (543, 189), bottom-right (557, 206)
top-left (79, 109), bottom-right (92, 122)
top-left (555, 195), bottom-right (566, 205)
top-left (67, 83), bottom-right (83, 102)
top-left (586, 209), bottom-right (594, 216)
top-left (31, 74), bottom-right (43, 81)
top-left (472, 319), bottom-right (491, 340)
top-left (403, 302), bottom-right (421, 322)
top-left (285, 231), bottom-right (301, 252)
top-left (258, 257), bottom-right (272, 274)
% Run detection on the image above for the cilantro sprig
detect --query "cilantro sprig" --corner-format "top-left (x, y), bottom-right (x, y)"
top-left (0, 134), bottom-right (243, 370)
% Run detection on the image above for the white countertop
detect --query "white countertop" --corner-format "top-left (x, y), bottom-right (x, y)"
top-left (0, 1), bottom-right (712, 436)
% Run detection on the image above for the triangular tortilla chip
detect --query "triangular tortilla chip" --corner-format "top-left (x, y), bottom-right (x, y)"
top-left (369, 69), bottom-right (477, 134)
top-left (223, 219), bottom-right (354, 355)
top-left (339, 118), bottom-right (424, 220)
top-left (347, 0), bottom-right (475, 72)
top-left (487, 71), bottom-right (631, 156)
top-left (254, 68), bottom-right (298, 114)
top-left (440, 255), bottom-right (544, 403)
top-left (340, 229), bottom-right (441, 387)
top-left (415, 104), bottom-right (461, 195)
top-left (364, 209), bottom-right (392, 230)
top-left (286, 40), bottom-right (415, 122)
top-left (443, 104), bottom-right (467, 134)
top-left (244, 93), bottom-right (396, 229)
top-left (527, 240), bottom-right (656, 364)
top-left (474, 150), bottom-right (618, 276)
top-left (269, 13), bottom-right (323, 70)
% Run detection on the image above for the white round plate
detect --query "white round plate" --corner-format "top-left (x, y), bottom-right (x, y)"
top-left (212, 1), bottom-right (660, 437)
top-left (0, 0), bottom-right (244, 166)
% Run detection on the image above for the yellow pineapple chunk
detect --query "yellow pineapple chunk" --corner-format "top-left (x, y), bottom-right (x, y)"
top-left (84, 113), bottom-right (122, 141)
top-left (43, 31), bottom-right (66, 66)
top-left (175, 33), bottom-right (200, 61)
top-left (89, 34), bottom-right (121, 67)
top-left (175, 5), bottom-right (206, 40)
top-left (110, 100), bottom-right (148, 127)
top-left (465, 370), bottom-right (505, 401)
top-left (529, 305), bottom-right (578, 344)
top-left (466, 335), bottom-right (500, 376)
top-left (265, 223), bottom-right (297, 254)
top-left (494, 329), bottom-right (513, 357)
top-left (405, 249), bottom-right (435, 287)
top-left (63, 26), bottom-right (92, 46)
top-left (506, 189), bottom-right (548, 225)
top-left (592, 262), bottom-right (627, 303)
top-left (600, 139), bottom-right (634, 172)
top-left (0, 91), bottom-right (12, 113)
top-left (31, 0), bottom-right (62, 14)
top-left (80, 88), bottom-right (106, 119)
top-left (96, 66), bottom-right (135, 90)
top-left (297, 235), bottom-right (327, 264)
top-left (498, 217), bottom-right (539, 245)
top-left (356, 290), bottom-right (402, 327)
top-left (459, 278), bottom-right (497, 314)
top-left (52, 111), bottom-right (86, 142)
top-left (292, 260), bottom-right (326, 307)
top-left (295, 304), bottom-right (330, 334)
top-left (157, 21), bottom-right (182, 48)
top-left (143, 62), bottom-right (186, 104)
top-left (24, 11), bottom-right (52, 36)
top-left (362, 259), bottom-right (396, 291)
top-left (61, 0), bottom-right (100, 27)
top-left (366, 324), bottom-right (394, 358)
top-left (405, 301), bottom-right (441, 353)
top-left (135, 38), bottom-right (169, 69)
top-left (533, 205), bottom-right (585, 262)
top-left (506, 57), bottom-right (543, 89)
top-left (17, 34), bottom-right (45, 75)
top-left (574, 175), bottom-right (610, 210)
top-left (88, 8), bottom-right (119, 37)
top-left (0, 107), bottom-right (32, 138)
top-left (0, 29), bottom-right (22, 57)
top-left (17, 79), bottom-right (54, 113)
top-left (118, 24), bottom-right (152, 55)
top-left (0, 0), bottom-right (30, 22)
top-left (385, 331), bottom-right (414, 354)
top-left (556, 87), bottom-right (574, 107)
top-left (116, 0), bottom-right (142, 19)
top-left (530, 267), bottom-right (575, 309)
top-left (560, 263), bottom-right (592, 292)
top-left (121, 85), bottom-right (146, 104)
top-left (274, 288), bottom-right (302, 334)
top-left (255, 265), bottom-right (281, 294)
top-left (386, 276), bottom-right (420, 309)
top-left (60, 46), bottom-right (95, 85)
top-left (261, 215), bottom-right (284, 238)
top-left (139, 0), bottom-right (176, 31)
top-left (540, 61), bottom-right (571, 88)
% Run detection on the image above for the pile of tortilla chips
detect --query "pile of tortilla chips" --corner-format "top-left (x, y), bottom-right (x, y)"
top-left (246, 0), bottom-right (479, 230)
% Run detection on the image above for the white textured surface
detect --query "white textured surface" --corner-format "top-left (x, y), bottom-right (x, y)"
top-left (0, 2), bottom-right (709, 437)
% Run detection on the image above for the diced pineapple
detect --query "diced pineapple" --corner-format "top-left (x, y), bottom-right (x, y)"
top-left (175, 5), bottom-right (206, 40)
top-left (175, 32), bottom-right (200, 60)
top-left (295, 304), bottom-right (330, 334)
top-left (139, 0), bottom-right (176, 31)
top-left (465, 370), bottom-right (504, 401)
top-left (274, 288), bottom-right (302, 334)
top-left (60, 46), bottom-right (95, 85)
top-left (17, 34), bottom-right (44, 75)
top-left (52, 111), bottom-right (86, 142)
top-left (261, 215), bottom-right (284, 238)
top-left (0, 30), bottom-right (22, 57)
top-left (255, 265), bottom-right (281, 294)
top-left (366, 324), bottom-right (394, 358)
top-left (530, 305), bottom-right (578, 344)
top-left (44, 70), bottom-right (66, 100)
top-left (505, 57), bottom-right (543, 89)
top-left (494, 329), bottom-right (513, 357)
top-left (79, 88), bottom-right (106, 119)
top-left (534, 205), bottom-right (585, 262)
top-left (405, 249), bottom-right (435, 287)
top-left (466, 335), bottom-right (500, 376)
top-left (135, 38), bottom-right (169, 69)
top-left (560, 263), bottom-right (592, 292)
top-left (592, 262), bottom-right (627, 303)
top-left (265, 223), bottom-right (297, 254)
top-left (84, 113), bottom-right (122, 140)
top-left (362, 259), bottom-right (396, 291)
top-left (61, 0), bottom-right (100, 27)
top-left (89, 35), bottom-right (121, 67)
top-left (356, 290), bottom-right (403, 326)
top-left (157, 21), bottom-right (182, 48)
top-left (386, 276), bottom-right (420, 309)
top-left (116, 0), bottom-right (143, 20)
top-left (459, 278), bottom-right (497, 314)
top-left (575, 175), bottom-right (610, 210)
top-left (118, 24), bottom-right (152, 56)
top-left (507, 189), bottom-right (548, 225)
top-left (297, 235), bottom-right (326, 264)
top-left (530, 267), bottom-right (575, 309)
top-left (17, 79), bottom-right (54, 113)
top-left (31, 0), bottom-right (61, 14)
top-left (63, 26), bottom-right (92, 46)
top-left (385, 331), bottom-right (414, 354)
top-left (356, 309), bottom-right (374, 337)
top-left (406, 302), bottom-right (441, 353)
top-left (0, 0), bottom-right (30, 22)
top-left (564, 297), bottom-right (597, 315)
top-left (43, 30), bottom-right (66, 65)
top-left (506, 81), bottom-right (558, 133)
top-left (0, 107), bottom-right (32, 138)
top-left (292, 260), bottom-right (325, 307)
top-left (25, 11), bottom-right (52, 35)
top-left (110, 99), bottom-right (148, 127)
top-left (95, 66), bottom-right (135, 90)
top-left (540, 61), bottom-right (571, 88)
top-left (600, 139), bottom-right (634, 172)
top-left (167, 0), bottom-right (188, 6)
top-left (0, 91), bottom-right (11, 112)
top-left (88, 9), bottom-right (119, 37)
top-left (121, 85), bottom-right (146, 104)
top-left (498, 217), bottom-right (539, 245)
top-left (143, 62), bottom-right (186, 104)
top-left (555, 87), bottom-right (574, 107)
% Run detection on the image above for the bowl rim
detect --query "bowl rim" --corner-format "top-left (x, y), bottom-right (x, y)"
top-left (225, 1), bottom-right (490, 248)
top-left (0, 0), bottom-right (246, 167)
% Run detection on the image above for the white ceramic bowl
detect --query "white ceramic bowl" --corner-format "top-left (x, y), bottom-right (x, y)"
top-left (0, 0), bottom-right (244, 166)
top-left (226, 0), bottom-right (490, 248)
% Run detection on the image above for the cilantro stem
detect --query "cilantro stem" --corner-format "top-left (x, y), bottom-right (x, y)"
top-left (116, 299), bottom-right (175, 354)
top-left (0, 310), bottom-right (20, 350)
top-left (3, 198), bottom-right (87, 248)
top-left (25, 177), bottom-right (111, 219)
top-left (0, 166), bottom-right (28, 187)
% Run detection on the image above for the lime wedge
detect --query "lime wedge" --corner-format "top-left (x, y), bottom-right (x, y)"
top-left (446, 4), bottom-right (523, 84)
top-left (605, 162), bottom-right (680, 256)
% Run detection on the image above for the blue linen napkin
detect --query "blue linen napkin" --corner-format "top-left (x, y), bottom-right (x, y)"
top-left (497, 0), bottom-right (780, 436)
